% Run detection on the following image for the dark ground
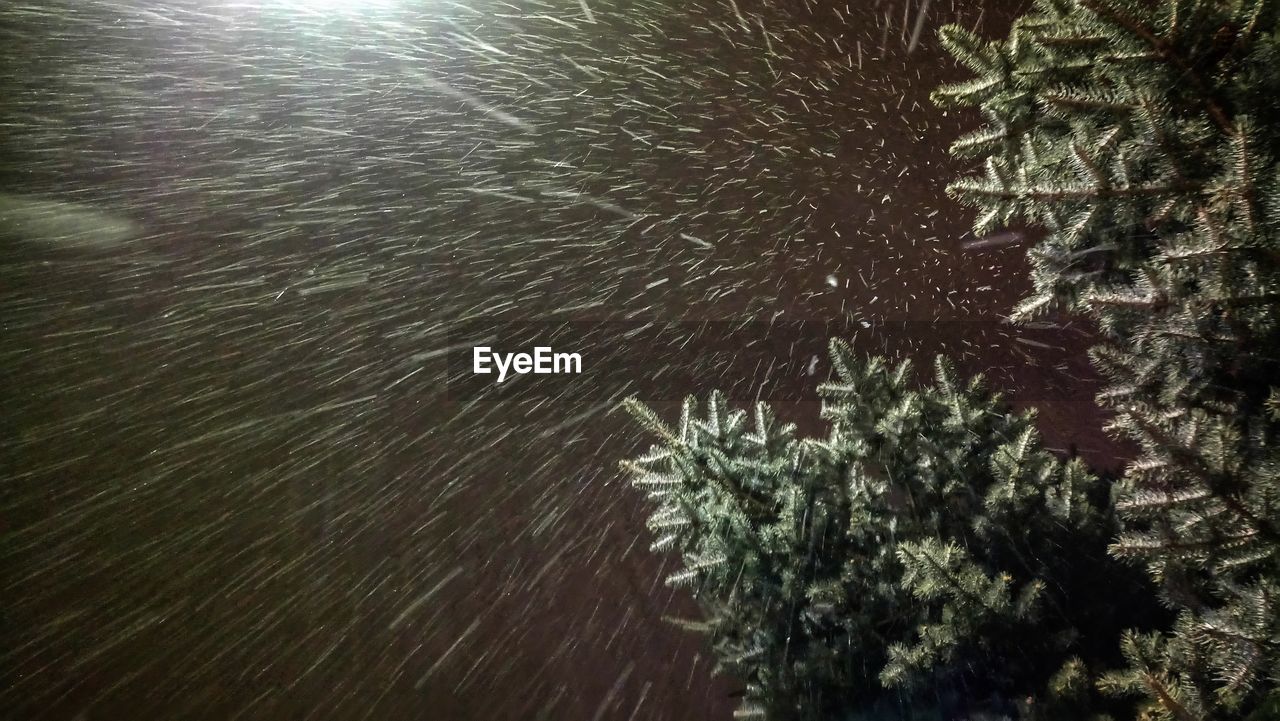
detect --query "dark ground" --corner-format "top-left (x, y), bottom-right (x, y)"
top-left (0, 1), bottom-right (1123, 720)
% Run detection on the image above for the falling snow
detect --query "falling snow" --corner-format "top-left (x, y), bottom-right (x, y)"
top-left (0, 1), bottom-right (1119, 720)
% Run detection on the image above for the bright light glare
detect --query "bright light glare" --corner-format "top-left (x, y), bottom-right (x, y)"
top-left (278, 0), bottom-right (400, 11)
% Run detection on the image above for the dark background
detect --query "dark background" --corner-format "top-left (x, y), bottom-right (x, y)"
top-left (1, 1), bottom-right (1120, 719)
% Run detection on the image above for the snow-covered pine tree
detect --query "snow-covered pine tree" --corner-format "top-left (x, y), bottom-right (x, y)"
top-left (935, 1), bottom-right (1280, 717)
top-left (621, 340), bottom-right (1154, 721)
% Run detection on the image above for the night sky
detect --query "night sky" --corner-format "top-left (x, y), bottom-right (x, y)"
top-left (1, 1), bottom-right (1122, 719)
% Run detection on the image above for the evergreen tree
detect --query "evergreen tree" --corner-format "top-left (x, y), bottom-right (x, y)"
top-left (935, 1), bottom-right (1280, 717)
top-left (621, 341), bottom-right (1155, 721)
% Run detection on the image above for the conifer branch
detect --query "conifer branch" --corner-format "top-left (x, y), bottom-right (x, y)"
top-left (621, 349), bottom-right (1128, 719)
top-left (1079, 0), bottom-right (1234, 133)
top-left (937, 3), bottom-right (1280, 716)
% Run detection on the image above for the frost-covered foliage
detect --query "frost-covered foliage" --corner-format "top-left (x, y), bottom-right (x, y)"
top-left (936, 1), bottom-right (1280, 718)
top-left (621, 340), bottom-right (1150, 721)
